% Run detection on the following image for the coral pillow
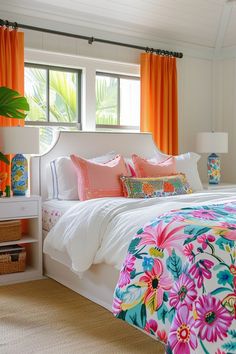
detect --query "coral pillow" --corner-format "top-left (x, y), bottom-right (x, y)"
top-left (132, 154), bottom-right (176, 178)
top-left (70, 154), bottom-right (129, 201)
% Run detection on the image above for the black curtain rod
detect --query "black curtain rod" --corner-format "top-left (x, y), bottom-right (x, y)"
top-left (0, 18), bottom-right (183, 58)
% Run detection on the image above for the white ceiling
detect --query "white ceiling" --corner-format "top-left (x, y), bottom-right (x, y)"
top-left (1, 0), bottom-right (236, 54)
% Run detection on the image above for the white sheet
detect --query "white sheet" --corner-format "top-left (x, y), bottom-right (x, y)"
top-left (43, 189), bottom-right (236, 273)
top-left (42, 199), bottom-right (79, 232)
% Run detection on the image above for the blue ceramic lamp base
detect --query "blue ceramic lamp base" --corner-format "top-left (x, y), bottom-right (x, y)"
top-left (208, 153), bottom-right (220, 184)
top-left (11, 153), bottom-right (28, 196)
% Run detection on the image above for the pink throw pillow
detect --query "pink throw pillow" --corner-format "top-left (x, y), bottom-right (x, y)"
top-left (70, 154), bottom-right (129, 201)
top-left (132, 154), bottom-right (176, 178)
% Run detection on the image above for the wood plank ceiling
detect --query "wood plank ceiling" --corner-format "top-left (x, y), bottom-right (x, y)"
top-left (1, 0), bottom-right (236, 50)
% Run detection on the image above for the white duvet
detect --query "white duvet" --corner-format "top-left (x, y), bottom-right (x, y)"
top-left (43, 189), bottom-right (236, 273)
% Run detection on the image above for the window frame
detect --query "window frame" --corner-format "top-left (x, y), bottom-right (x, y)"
top-left (96, 71), bottom-right (140, 130)
top-left (24, 62), bottom-right (82, 128)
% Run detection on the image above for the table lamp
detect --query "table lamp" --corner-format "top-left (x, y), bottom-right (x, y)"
top-left (0, 127), bottom-right (39, 196)
top-left (196, 132), bottom-right (228, 184)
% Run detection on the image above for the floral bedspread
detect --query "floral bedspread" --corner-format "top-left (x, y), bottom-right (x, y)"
top-left (113, 201), bottom-right (236, 354)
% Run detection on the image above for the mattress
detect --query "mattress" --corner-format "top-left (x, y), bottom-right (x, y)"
top-left (44, 190), bottom-right (236, 274)
top-left (42, 199), bottom-right (79, 232)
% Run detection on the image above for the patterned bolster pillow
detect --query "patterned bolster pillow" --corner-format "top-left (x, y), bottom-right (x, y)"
top-left (120, 173), bottom-right (192, 198)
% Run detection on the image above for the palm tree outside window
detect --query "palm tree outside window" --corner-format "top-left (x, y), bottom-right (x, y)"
top-left (25, 64), bottom-right (140, 153)
top-left (24, 63), bottom-right (81, 153)
top-left (96, 72), bottom-right (140, 129)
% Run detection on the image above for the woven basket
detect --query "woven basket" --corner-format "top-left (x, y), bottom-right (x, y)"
top-left (0, 245), bottom-right (26, 275)
top-left (0, 220), bottom-right (21, 243)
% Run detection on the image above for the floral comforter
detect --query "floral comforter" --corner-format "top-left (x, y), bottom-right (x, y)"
top-left (113, 201), bottom-right (236, 354)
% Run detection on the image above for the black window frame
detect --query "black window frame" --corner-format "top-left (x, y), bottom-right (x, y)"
top-left (96, 72), bottom-right (140, 130)
top-left (24, 62), bottom-right (82, 128)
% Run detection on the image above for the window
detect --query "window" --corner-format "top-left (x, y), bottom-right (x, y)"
top-left (25, 63), bottom-right (82, 153)
top-left (96, 72), bottom-right (140, 129)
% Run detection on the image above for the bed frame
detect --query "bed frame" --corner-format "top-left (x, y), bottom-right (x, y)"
top-left (31, 131), bottom-right (168, 310)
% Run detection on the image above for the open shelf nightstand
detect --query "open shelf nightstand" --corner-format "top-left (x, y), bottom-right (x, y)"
top-left (0, 195), bottom-right (42, 285)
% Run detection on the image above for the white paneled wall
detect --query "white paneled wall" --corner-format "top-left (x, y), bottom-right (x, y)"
top-left (214, 59), bottom-right (236, 182)
top-left (24, 29), bottom-right (212, 182)
top-left (178, 57), bottom-right (212, 181)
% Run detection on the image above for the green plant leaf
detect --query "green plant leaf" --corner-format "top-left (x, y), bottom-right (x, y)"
top-left (125, 302), bottom-right (146, 329)
top-left (128, 237), bottom-right (141, 254)
top-left (0, 152), bottom-right (9, 165)
top-left (166, 249), bottom-right (182, 280)
top-left (184, 225), bottom-right (211, 237)
top-left (222, 341), bottom-right (236, 351)
top-left (0, 86), bottom-right (29, 119)
top-left (210, 287), bottom-right (233, 295)
top-left (228, 330), bottom-right (236, 339)
top-left (157, 302), bottom-right (169, 323)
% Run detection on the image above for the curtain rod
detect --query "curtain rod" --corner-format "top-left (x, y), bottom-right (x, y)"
top-left (0, 18), bottom-right (183, 58)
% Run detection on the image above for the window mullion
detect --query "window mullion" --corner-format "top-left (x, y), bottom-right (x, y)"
top-left (46, 69), bottom-right (50, 122)
top-left (77, 71), bottom-right (81, 128)
top-left (117, 77), bottom-right (120, 126)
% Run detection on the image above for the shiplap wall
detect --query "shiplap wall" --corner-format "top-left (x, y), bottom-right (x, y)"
top-left (213, 59), bottom-right (236, 183)
top-left (24, 30), bottom-right (212, 182)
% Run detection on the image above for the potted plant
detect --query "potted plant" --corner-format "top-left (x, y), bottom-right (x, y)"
top-left (0, 86), bottom-right (29, 165)
top-left (0, 87), bottom-right (29, 194)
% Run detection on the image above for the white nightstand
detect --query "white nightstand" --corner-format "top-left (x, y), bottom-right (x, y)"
top-left (0, 195), bottom-right (42, 285)
top-left (203, 183), bottom-right (236, 190)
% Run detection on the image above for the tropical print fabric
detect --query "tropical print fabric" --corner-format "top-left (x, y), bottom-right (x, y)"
top-left (120, 173), bottom-right (192, 199)
top-left (113, 201), bottom-right (236, 354)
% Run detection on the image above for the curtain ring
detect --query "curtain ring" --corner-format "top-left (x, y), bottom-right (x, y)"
top-left (5, 20), bottom-right (9, 27)
top-left (13, 22), bottom-right (18, 30)
top-left (88, 36), bottom-right (94, 45)
top-left (145, 47), bottom-right (149, 53)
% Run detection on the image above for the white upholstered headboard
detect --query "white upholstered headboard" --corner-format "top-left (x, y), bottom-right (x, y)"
top-left (31, 131), bottom-right (168, 201)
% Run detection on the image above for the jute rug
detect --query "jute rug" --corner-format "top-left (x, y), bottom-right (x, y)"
top-left (0, 279), bottom-right (164, 354)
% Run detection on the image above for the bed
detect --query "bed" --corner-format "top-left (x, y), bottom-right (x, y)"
top-left (31, 131), bottom-right (236, 353)
top-left (32, 131), bottom-right (167, 309)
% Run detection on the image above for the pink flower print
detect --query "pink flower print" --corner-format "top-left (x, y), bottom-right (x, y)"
top-left (197, 234), bottom-right (215, 250)
top-left (225, 205), bottom-right (236, 213)
top-left (183, 243), bottom-right (195, 262)
top-left (219, 222), bottom-right (236, 241)
top-left (172, 214), bottom-right (186, 223)
top-left (169, 274), bottom-right (197, 309)
top-left (144, 319), bottom-right (168, 344)
top-left (192, 209), bottom-right (216, 220)
top-left (139, 258), bottom-right (172, 314)
top-left (218, 222), bottom-right (236, 240)
top-left (139, 221), bottom-right (186, 256)
top-left (215, 350), bottom-right (226, 354)
top-left (157, 329), bottom-right (168, 344)
top-left (112, 296), bottom-right (122, 315)
top-left (169, 304), bottom-right (197, 354)
top-left (189, 259), bottom-right (214, 288)
top-left (118, 253), bottom-right (136, 288)
top-left (195, 294), bottom-right (233, 342)
top-left (223, 229), bottom-right (236, 241)
top-left (144, 319), bottom-right (158, 334)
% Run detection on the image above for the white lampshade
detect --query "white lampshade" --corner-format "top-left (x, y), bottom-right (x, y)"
top-left (196, 132), bottom-right (228, 154)
top-left (0, 127), bottom-right (39, 154)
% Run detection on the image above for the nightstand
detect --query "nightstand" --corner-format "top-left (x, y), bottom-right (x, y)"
top-left (203, 183), bottom-right (236, 190)
top-left (0, 195), bottom-right (42, 285)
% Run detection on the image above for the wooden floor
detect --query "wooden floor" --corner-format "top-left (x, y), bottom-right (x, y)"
top-left (0, 279), bottom-right (165, 354)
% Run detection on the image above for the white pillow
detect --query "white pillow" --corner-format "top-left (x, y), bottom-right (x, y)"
top-left (47, 151), bottom-right (116, 200)
top-left (175, 152), bottom-right (203, 191)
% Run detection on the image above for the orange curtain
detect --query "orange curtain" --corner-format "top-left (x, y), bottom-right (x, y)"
top-left (0, 26), bottom-right (24, 189)
top-left (140, 53), bottom-right (178, 155)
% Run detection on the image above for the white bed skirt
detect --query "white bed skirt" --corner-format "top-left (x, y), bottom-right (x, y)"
top-left (44, 254), bottom-right (120, 311)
